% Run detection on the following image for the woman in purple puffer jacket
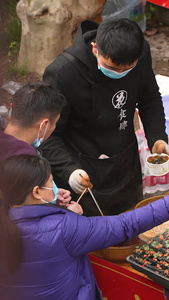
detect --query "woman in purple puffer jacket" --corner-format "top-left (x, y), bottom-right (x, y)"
top-left (0, 154), bottom-right (169, 300)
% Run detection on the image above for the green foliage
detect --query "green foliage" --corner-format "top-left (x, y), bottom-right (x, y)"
top-left (149, 4), bottom-right (156, 14)
top-left (145, 3), bottom-right (156, 20)
top-left (7, 16), bottom-right (21, 46)
top-left (5, 0), bottom-right (19, 15)
top-left (6, 0), bottom-right (21, 46)
top-left (8, 41), bottom-right (20, 57)
top-left (6, 63), bottom-right (28, 78)
top-left (1, 0), bottom-right (22, 58)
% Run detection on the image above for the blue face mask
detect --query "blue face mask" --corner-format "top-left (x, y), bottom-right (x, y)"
top-left (98, 64), bottom-right (134, 79)
top-left (32, 138), bottom-right (41, 149)
top-left (50, 181), bottom-right (58, 204)
top-left (97, 53), bottom-right (135, 79)
top-left (41, 180), bottom-right (58, 204)
top-left (32, 121), bottom-right (48, 149)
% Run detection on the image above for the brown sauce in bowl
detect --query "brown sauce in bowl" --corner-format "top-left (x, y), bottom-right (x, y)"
top-left (147, 155), bottom-right (169, 164)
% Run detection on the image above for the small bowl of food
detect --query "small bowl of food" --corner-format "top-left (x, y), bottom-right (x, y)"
top-left (146, 153), bottom-right (169, 176)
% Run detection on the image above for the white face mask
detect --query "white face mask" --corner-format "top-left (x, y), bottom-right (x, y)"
top-left (41, 194), bottom-right (57, 204)
top-left (32, 121), bottom-right (48, 149)
top-left (40, 180), bottom-right (58, 204)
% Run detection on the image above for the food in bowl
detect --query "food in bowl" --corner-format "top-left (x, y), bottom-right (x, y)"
top-left (146, 153), bottom-right (169, 176)
top-left (147, 154), bottom-right (169, 164)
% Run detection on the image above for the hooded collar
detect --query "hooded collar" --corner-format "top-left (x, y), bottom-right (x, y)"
top-left (64, 21), bottom-right (100, 74)
top-left (72, 20), bottom-right (98, 68)
top-left (64, 20), bottom-right (146, 83)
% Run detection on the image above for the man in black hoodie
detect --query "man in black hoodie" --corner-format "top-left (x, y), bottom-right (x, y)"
top-left (41, 18), bottom-right (169, 216)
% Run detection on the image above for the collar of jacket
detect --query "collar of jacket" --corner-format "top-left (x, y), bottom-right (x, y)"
top-left (9, 204), bottom-right (68, 222)
top-left (66, 20), bottom-right (146, 83)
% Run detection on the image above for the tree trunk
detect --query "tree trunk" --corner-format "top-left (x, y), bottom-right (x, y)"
top-left (17, 0), bottom-right (106, 75)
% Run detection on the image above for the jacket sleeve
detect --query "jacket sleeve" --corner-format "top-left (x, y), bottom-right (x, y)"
top-left (62, 195), bottom-right (169, 256)
top-left (40, 58), bottom-right (82, 187)
top-left (137, 39), bottom-right (168, 151)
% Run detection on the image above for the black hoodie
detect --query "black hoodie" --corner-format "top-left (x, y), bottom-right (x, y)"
top-left (41, 20), bottom-right (168, 216)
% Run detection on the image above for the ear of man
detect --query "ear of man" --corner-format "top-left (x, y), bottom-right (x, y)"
top-left (91, 42), bottom-right (97, 56)
top-left (37, 118), bottom-right (49, 137)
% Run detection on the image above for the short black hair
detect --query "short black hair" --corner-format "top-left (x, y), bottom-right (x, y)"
top-left (10, 82), bottom-right (66, 127)
top-left (96, 18), bottom-right (144, 65)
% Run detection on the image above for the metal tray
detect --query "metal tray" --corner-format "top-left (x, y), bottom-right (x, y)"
top-left (126, 255), bottom-right (169, 289)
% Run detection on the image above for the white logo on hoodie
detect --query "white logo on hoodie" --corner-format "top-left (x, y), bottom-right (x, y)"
top-left (112, 90), bottom-right (128, 131)
top-left (112, 90), bottom-right (127, 109)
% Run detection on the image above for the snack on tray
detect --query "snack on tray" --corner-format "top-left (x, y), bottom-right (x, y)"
top-left (130, 229), bottom-right (169, 278)
top-left (139, 220), bottom-right (169, 241)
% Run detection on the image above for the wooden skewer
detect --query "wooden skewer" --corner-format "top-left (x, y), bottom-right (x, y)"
top-left (88, 188), bottom-right (104, 216)
top-left (77, 188), bottom-right (88, 203)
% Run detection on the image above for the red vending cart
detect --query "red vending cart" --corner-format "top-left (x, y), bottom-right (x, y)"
top-left (89, 254), bottom-right (167, 299)
top-left (148, 0), bottom-right (169, 8)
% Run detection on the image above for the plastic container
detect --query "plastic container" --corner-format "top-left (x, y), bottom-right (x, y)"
top-left (136, 129), bottom-right (145, 147)
top-left (0, 105), bottom-right (9, 129)
top-left (2, 81), bottom-right (22, 95)
top-left (146, 153), bottom-right (169, 176)
top-left (162, 95), bottom-right (169, 136)
top-left (157, 172), bottom-right (169, 192)
top-left (138, 148), bottom-right (146, 194)
top-left (136, 129), bottom-right (169, 194)
top-left (155, 74), bottom-right (169, 136)
top-left (144, 147), bottom-right (159, 194)
top-left (102, 0), bottom-right (147, 32)
top-left (8, 102), bottom-right (13, 119)
top-left (145, 169), bottom-right (158, 194)
top-left (136, 108), bottom-right (144, 131)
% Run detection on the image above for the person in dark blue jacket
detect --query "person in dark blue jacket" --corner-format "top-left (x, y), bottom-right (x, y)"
top-left (0, 154), bottom-right (169, 300)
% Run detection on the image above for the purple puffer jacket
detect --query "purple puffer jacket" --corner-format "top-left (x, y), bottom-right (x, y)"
top-left (1, 197), bottom-right (169, 300)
